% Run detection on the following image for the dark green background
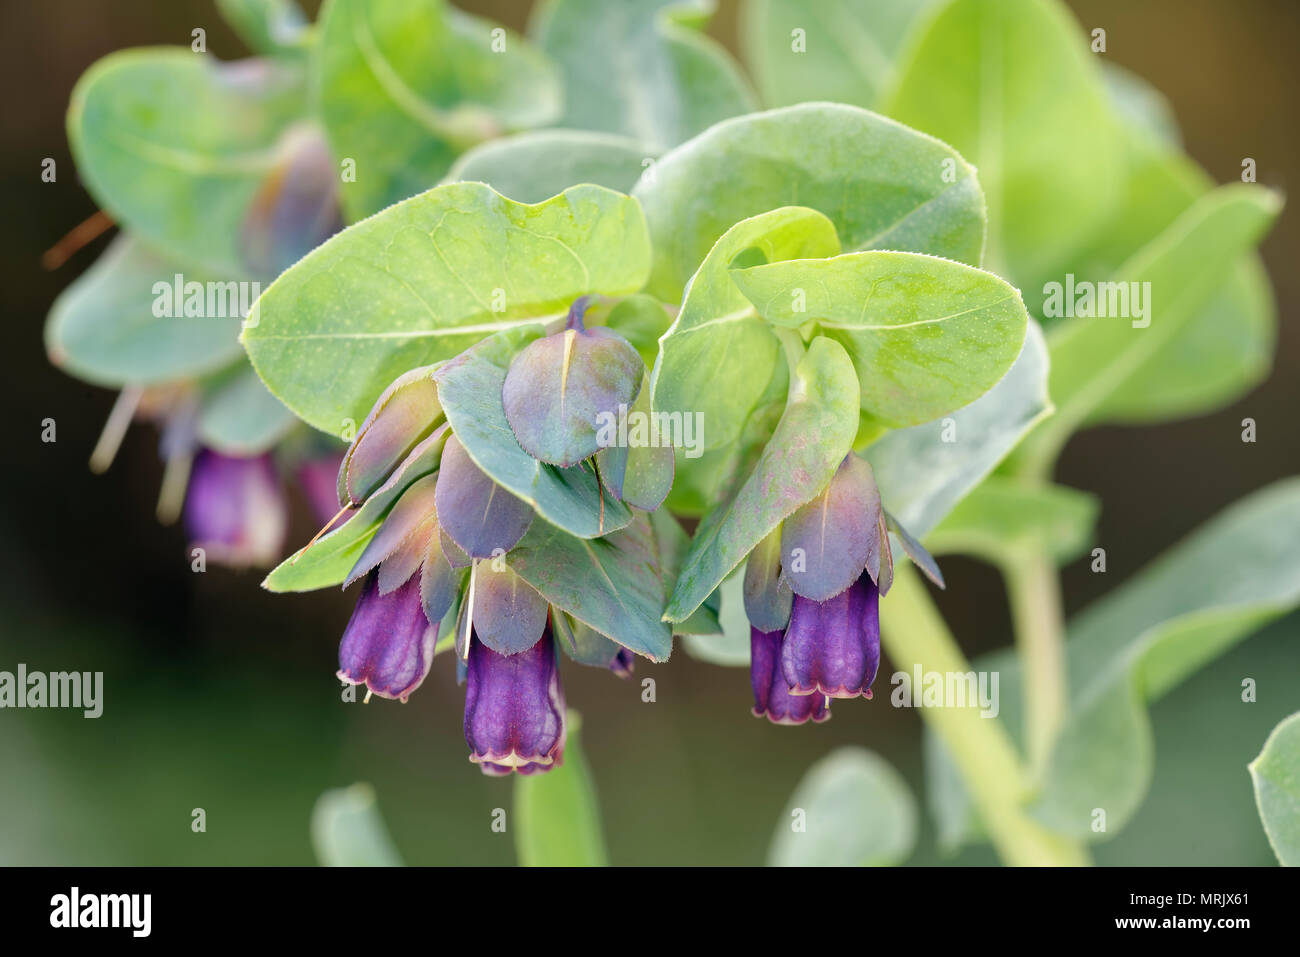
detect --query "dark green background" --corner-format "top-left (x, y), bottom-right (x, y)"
top-left (1, 0), bottom-right (1296, 864)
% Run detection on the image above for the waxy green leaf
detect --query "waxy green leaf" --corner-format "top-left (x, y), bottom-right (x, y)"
top-left (514, 711), bottom-right (608, 866)
top-left (884, 0), bottom-right (1124, 286)
top-left (1250, 711), bottom-right (1300, 866)
top-left (731, 250), bottom-right (1028, 428)
top-left (869, 320), bottom-right (1050, 539)
top-left (196, 366), bottom-right (298, 456)
top-left (317, 0), bottom-right (560, 218)
top-left (470, 563), bottom-right (549, 656)
top-left (435, 434), bottom-right (535, 558)
top-left (447, 130), bottom-right (652, 203)
top-left (242, 181), bottom-right (651, 436)
top-left (45, 237), bottom-right (244, 387)
top-left (633, 103), bottom-right (987, 303)
top-left (530, 0), bottom-right (754, 151)
top-left (1014, 184), bottom-right (1281, 477)
top-left (434, 329), bottom-right (633, 540)
top-left (217, 0), bottom-right (312, 58)
top-left (742, 0), bottom-right (941, 110)
top-left (930, 479), bottom-right (1300, 847)
top-left (924, 477), bottom-right (1098, 566)
top-left (781, 454), bottom-right (881, 602)
top-left (651, 207), bottom-right (840, 451)
top-left (767, 747), bottom-right (918, 866)
top-left (509, 514), bottom-right (673, 662)
top-left (664, 335), bottom-right (859, 622)
top-left (311, 783), bottom-right (402, 866)
top-left (69, 49), bottom-right (305, 275)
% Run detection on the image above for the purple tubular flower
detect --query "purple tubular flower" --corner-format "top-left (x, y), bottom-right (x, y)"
top-left (464, 631), bottom-right (566, 776)
top-left (781, 572), bottom-right (880, 699)
top-left (609, 648), bottom-right (636, 679)
top-left (184, 449), bottom-right (288, 567)
top-left (337, 572), bottom-right (436, 702)
top-left (751, 628), bottom-right (830, 725)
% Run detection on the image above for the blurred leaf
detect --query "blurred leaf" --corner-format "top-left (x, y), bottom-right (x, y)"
top-left (665, 336), bottom-right (859, 622)
top-left (870, 320), bottom-right (1051, 539)
top-left (217, 0), bottom-right (311, 57)
top-left (925, 477), bottom-right (1098, 566)
top-left (46, 236), bottom-right (244, 387)
top-left (317, 0), bottom-right (559, 218)
top-left (69, 49), bottom-right (304, 275)
top-left (768, 747), bottom-right (917, 866)
top-left (263, 427), bottom-right (448, 591)
top-left (1101, 61), bottom-right (1180, 148)
top-left (681, 565), bottom-right (750, 666)
top-left (602, 295), bottom-right (674, 370)
top-left (446, 130), bottom-right (652, 203)
top-left (652, 206), bottom-right (840, 451)
top-left (514, 711), bottom-right (608, 866)
top-left (197, 366), bottom-right (298, 455)
top-left (434, 328), bottom-right (633, 540)
top-left (530, 0), bottom-right (754, 151)
top-left (741, 0), bottom-right (940, 109)
top-left (243, 182), bottom-right (650, 436)
top-left (1249, 711), bottom-right (1300, 866)
top-left (885, 0), bottom-right (1124, 285)
top-left (311, 783), bottom-right (403, 866)
top-left (929, 479), bottom-right (1300, 846)
top-left (1015, 184), bottom-right (1281, 474)
top-left (510, 514), bottom-right (673, 662)
top-left (633, 102), bottom-right (986, 303)
top-left (733, 250), bottom-right (1027, 428)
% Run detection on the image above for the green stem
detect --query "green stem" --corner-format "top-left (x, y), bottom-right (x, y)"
top-left (1001, 549), bottom-right (1070, 775)
top-left (880, 564), bottom-right (1089, 866)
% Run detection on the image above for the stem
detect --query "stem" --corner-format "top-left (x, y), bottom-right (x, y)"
top-left (1002, 549), bottom-right (1069, 775)
top-left (880, 564), bottom-right (1089, 866)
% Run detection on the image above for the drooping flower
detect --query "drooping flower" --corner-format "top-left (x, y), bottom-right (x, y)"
top-left (337, 571), bottom-right (437, 702)
top-left (750, 627), bottom-right (830, 725)
top-left (742, 451), bottom-right (943, 722)
top-left (463, 629), bottom-right (566, 776)
top-left (184, 449), bottom-right (288, 568)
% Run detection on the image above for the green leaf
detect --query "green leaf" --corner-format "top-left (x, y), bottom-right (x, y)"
top-left (884, 0), bottom-right (1124, 286)
top-left (1014, 184), bottom-right (1282, 476)
top-left (665, 335), bottom-right (859, 622)
top-left (767, 747), bottom-right (917, 866)
top-left (741, 0), bottom-right (941, 110)
top-left (732, 250), bottom-right (1027, 428)
top-left (633, 102), bottom-right (987, 303)
top-left (530, 0), bottom-right (755, 152)
top-left (197, 366), bottom-right (298, 455)
top-left (69, 48), bottom-right (304, 275)
top-left (434, 328), bottom-right (632, 540)
top-left (446, 130), bottom-right (652, 203)
top-left (1063, 120), bottom-right (1276, 427)
top-left (1249, 711), bottom-right (1300, 866)
top-left (929, 479), bottom-right (1300, 847)
top-left (242, 181), bottom-right (651, 437)
top-left (924, 477), bottom-right (1098, 566)
top-left (45, 237), bottom-right (244, 387)
top-left (263, 426), bottom-right (448, 591)
top-left (651, 207), bottom-right (840, 452)
top-left (318, 0), bottom-right (560, 218)
top-left (510, 514), bottom-right (672, 661)
top-left (513, 711), bottom-right (608, 866)
top-left (310, 783), bottom-right (403, 866)
top-left (217, 0), bottom-right (311, 57)
top-left (1101, 62), bottom-right (1180, 149)
top-left (868, 319), bottom-right (1051, 538)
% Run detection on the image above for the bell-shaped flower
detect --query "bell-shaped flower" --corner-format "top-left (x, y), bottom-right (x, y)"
top-left (337, 571), bottom-right (437, 702)
top-left (183, 449), bottom-right (288, 568)
top-left (464, 629), bottom-right (566, 776)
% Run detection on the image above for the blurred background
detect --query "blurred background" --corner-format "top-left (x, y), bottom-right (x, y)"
top-left (1, 0), bottom-right (1296, 865)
